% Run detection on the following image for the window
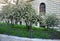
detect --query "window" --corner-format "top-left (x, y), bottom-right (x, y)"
top-left (39, 3), bottom-right (46, 15)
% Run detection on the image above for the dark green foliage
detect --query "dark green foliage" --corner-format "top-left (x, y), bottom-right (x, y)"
top-left (45, 14), bottom-right (59, 27)
top-left (0, 23), bottom-right (60, 39)
top-left (2, 2), bottom-right (36, 31)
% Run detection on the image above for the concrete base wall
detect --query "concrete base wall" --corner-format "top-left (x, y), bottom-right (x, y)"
top-left (0, 34), bottom-right (60, 41)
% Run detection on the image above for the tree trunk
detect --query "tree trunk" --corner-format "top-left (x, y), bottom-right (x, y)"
top-left (19, 21), bottom-right (22, 25)
top-left (26, 21), bottom-right (29, 30)
top-left (39, 22), bottom-right (41, 27)
top-left (15, 20), bottom-right (18, 24)
top-left (47, 25), bottom-right (49, 29)
top-left (11, 19), bottom-right (13, 24)
top-left (16, 0), bottom-right (19, 5)
top-left (29, 22), bottom-right (32, 38)
top-left (15, 18), bottom-right (18, 24)
top-left (30, 22), bottom-right (32, 30)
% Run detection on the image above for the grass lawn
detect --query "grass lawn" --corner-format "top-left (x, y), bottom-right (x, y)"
top-left (0, 22), bottom-right (60, 39)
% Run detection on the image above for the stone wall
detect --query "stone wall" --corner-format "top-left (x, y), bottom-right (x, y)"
top-left (30, 0), bottom-right (60, 16)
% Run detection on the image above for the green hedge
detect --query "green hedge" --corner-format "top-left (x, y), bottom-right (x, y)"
top-left (0, 23), bottom-right (60, 39)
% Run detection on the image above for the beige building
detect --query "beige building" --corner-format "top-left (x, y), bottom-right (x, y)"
top-left (0, 0), bottom-right (60, 15)
top-left (30, 0), bottom-right (60, 17)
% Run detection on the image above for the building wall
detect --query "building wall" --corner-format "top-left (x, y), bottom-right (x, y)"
top-left (0, 0), bottom-right (60, 18)
top-left (30, 0), bottom-right (47, 15)
top-left (46, 0), bottom-right (60, 19)
top-left (30, 0), bottom-right (60, 18)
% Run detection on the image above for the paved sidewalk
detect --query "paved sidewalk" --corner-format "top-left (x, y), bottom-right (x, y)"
top-left (0, 34), bottom-right (60, 41)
